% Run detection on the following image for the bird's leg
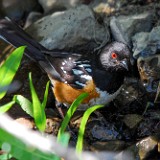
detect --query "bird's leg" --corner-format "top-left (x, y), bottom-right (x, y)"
top-left (55, 101), bottom-right (65, 119)
top-left (55, 101), bottom-right (77, 140)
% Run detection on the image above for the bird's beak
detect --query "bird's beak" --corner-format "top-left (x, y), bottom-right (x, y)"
top-left (120, 60), bottom-right (129, 71)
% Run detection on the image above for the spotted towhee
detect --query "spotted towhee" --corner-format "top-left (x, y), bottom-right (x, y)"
top-left (0, 18), bottom-right (131, 111)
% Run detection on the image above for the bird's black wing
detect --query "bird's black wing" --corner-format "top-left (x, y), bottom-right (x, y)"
top-left (46, 54), bottom-right (93, 89)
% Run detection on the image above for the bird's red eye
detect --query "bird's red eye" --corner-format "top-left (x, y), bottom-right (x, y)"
top-left (111, 52), bottom-right (117, 59)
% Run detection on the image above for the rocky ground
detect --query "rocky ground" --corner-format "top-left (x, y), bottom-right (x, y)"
top-left (0, 0), bottom-right (160, 159)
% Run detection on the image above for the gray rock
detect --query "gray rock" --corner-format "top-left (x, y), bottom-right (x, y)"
top-left (133, 26), bottom-right (160, 59)
top-left (38, 0), bottom-right (84, 13)
top-left (24, 12), bottom-right (42, 28)
top-left (132, 32), bottom-right (150, 58)
top-left (110, 12), bottom-right (153, 47)
top-left (26, 5), bottom-right (110, 51)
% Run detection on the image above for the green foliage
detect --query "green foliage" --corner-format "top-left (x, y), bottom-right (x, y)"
top-left (0, 128), bottom-right (59, 160)
top-left (0, 101), bottom-right (15, 114)
top-left (13, 95), bottom-right (33, 117)
top-left (0, 46), bottom-right (25, 114)
top-left (76, 105), bottom-right (104, 153)
top-left (14, 73), bottom-right (50, 132)
top-left (57, 93), bottom-right (88, 141)
top-left (0, 46), bottom-right (25, 100)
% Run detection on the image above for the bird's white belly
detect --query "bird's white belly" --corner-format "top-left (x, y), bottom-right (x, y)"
top-left (64, 86), bottom-right (122, 110)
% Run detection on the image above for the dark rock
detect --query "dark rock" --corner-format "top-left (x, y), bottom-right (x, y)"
top-left (90, 122), bottom-right (121, 141)
top-left (0, 0), bottom-right (43, 24)
top-left (122, 114), bottom-right (143, 129)
top-left (115, 77), bottom-right (146, 113)
top-left (91, 140), bottom-right (129, 151)
top-left (110, 12), bottom-right (153, 47)
top-left (26, 5), bottom-right (110, 52)
top-left (136, 116), bottom-right (160, 138)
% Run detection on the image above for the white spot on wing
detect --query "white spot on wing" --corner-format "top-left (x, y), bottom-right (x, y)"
top-left (72, 69), bottom-right (83, 75)
top-left (80, 75), bottom-right (92, 80)
top-left (85, 68), bottom-right (92, 72)
top-left (78, 64), bottom-right (91, 68)
top-left (75, 81), bottom-right (85, 87)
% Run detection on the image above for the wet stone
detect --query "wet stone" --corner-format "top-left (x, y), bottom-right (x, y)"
top-left (137, 54), bottom-right (160, 93)
top-left (137, 136), bottom-right (159, 160)
top-left (85, 118), bottom-right (122, 141)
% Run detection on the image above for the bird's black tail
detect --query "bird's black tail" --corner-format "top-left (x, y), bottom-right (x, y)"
top-left (0, 18), bottom-right (66, 81)
top-left (0, 17), bottom-right (48, 61)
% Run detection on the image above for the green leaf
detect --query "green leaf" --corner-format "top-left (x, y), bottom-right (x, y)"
top-left (53, 133), bottom-right (70, 160)
top-left (0, 46), bottom-right (25, 99)
top-left (13, 95), bottom-right (33, 117)
top-left (0, 101), bottom-right (15, 114)
top-left (57, 93), bottom-right (88, 141)
top-left (29, 73), bottom-right (46, 132)
top-left (42, 81), bottom-right (50, 110)
top-left (58, 133), bottom-right (70, 147)
top-left (0, 129), bottom-right (59, 160)
top-left (76, 105), bottom-right (104, 153)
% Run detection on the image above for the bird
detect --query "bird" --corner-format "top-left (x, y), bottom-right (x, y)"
top-left (0, 18), bottom-right (131, 112)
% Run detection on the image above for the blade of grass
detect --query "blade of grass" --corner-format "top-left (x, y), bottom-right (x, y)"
top-left (42, 81), bottom-right (50, 110)
top-left (0, 101), bottom-right (15, 114)
top-left (76, 104), bottom-right (104, 153)
top-left (29, 72), bottom-right (46, 132)
top-left (0, 46), bottom-right (25, 99)
top-left (13, 95), bottom-right (33, 117)
top-left (57, 93), bottom-right (88, 141)
top-left (58, 133), bottom-right (70, 147)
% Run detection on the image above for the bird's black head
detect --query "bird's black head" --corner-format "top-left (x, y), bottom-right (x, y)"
top-left (99, 42), bottom-right (131, 72)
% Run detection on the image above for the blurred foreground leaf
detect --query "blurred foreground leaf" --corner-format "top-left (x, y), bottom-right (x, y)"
top-left (0, 128), bottom-right (58, 160)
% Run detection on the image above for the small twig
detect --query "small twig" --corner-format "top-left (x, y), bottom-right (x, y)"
top-left (154, 81), bottom-right (160, 103)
